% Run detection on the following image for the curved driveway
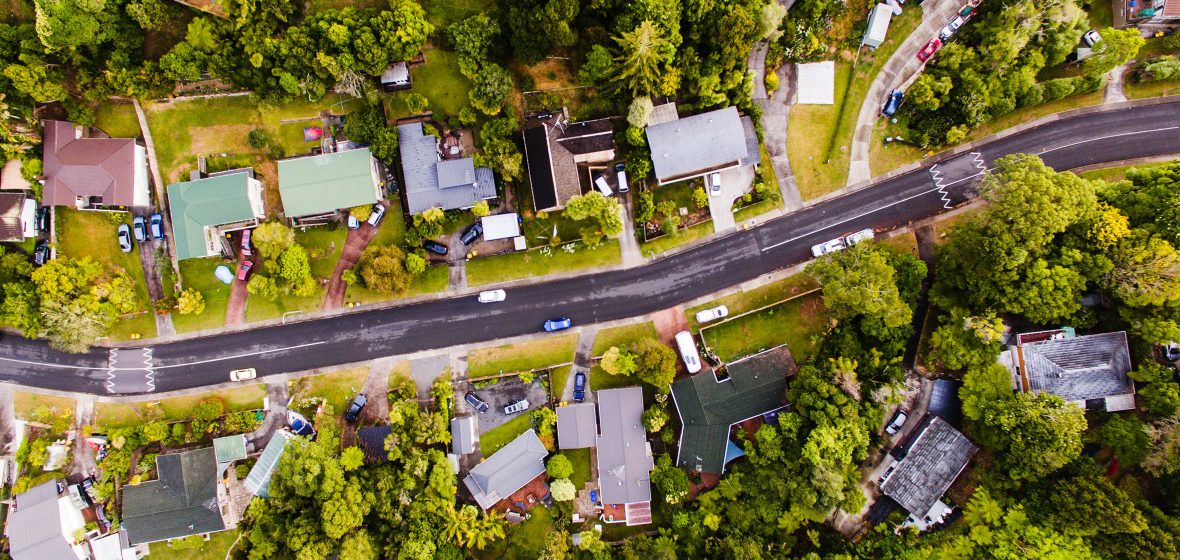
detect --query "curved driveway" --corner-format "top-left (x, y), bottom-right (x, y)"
top-left (4, 101), bottom-right (1180, 395)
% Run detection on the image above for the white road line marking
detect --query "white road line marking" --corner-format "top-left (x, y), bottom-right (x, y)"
top-left (761, 184), bottom-right (947, 252)
top-left (0, 341), bottom-right (328, 371)
top-left (1037, 126), bottom-right (1180, 155)
top-left (152, 341), bottom-right (329, 369)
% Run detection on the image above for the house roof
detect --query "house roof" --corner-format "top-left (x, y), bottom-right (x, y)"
top-left (557, 403), bottom-right (598, 449)
top-left (647, 103), bottom-right (679, 126)
top-left (645, 107), bottom-right (758, 183)
top-left (244, 430), bottom-right (295, 498)
top-left (212, 435), bottom-right (247, 464)
top-left (0, 192), bottom-right (24, 242)
top-left (596, 387), bottom-right (653, 505)
top-left (1016, 331), bottom-right (1134, 403)
top-left (523, 125), bottom-right (558, 211)
top-left (88, 529), bottom-right (135, 560)
top-left (6, 480), bottom-right (81, 560)
top-left (523, 117), bottom-right (616, 212)
top-left (463, 429), bottom-right (547, 510)
top-left (928, 379), bottom-right (964, 427)
top-left (556, 119), bottom-right (616, 156)
top-left (357, 425), bottom-right (393, 463)
top-left (168, 172), bottom-right (259, 260)
top-left (122, 448), bottom-right (226, 545)
top-left (1165, 0), bottom-right (1180, 17)
top-left (881, 416), bottom-right (977, 517)
top-left (398, 123), bottom-right (497, 214)
top-left (381, 61), bottom-right (410, 84)
top-left (42, 120), bottom-right (140, 207)
top-left (277, 148), bottom-right (378, 218)
top-left (451, 415), bottom-right (477, 455)
top-left (671, 348), bottom-right (790, 473)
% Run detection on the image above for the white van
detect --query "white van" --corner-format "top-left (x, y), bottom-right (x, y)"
top-left (594, 175), bottom-right (614, 197)
top-left (615, 163), bottom-right (629, 193)
top-left (674, 331), bottom-right (702, 374)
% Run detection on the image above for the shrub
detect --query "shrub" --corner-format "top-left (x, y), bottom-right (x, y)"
top-left (350, 205), bottom-right (373, 221)
top-left (176, 288), bottom-right (205, 315)
top-left (247, 128), bottom-right (270, 149)
top-left (547, 454), bottom-right (573, 479)
top-left (692, 187), bottom-right (709, 210)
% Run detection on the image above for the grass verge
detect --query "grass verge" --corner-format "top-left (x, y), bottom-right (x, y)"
top-left (701, 292), bottom-right (828, 363)
top-left (686, 273), bottom-right (819, 329)
top-left (1079, 160), bottom-right (1177, 182)
top-left (13, 392), bottom-right (75, 421)
top-left (288, 367), bottom-right (369, 414)
top-left (591, 322), bottom-right (658, 356)
top-left (468, 335), bottom-right (577, 378)
top-left (549, 365), bottom-right (573, 401)
top-left (466, 240), bottom-right (621, 286)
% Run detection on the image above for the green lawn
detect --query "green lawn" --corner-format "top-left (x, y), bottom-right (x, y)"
top-left (564, 447), bottom-right (592, 488)
top-left (386, 48), bottom-right (471, 120)
top-left (108, 312), bottom-right (158, 341)
top-left (701, 292), bottom-right (828, 363)
top-left (648, 179), bottom-right (704, 216)
top-left (420, 0), bottom-right (495, 28)
top-left (522, 207), bottom-right (590, 246)
top-left (639, 220), bottom-right (713, 255)
top-left (347, 264), bottom-right (450, 304)
top-left (1079, 160), bottom-right (1177, 183)
top-left (466, 240), bottom-right (621, 286)
top-left (295, 226), bottom-right (347, 279)
top-left (94, 102), bottom-right (141, 138)
top-left (589, 364), bottom-right (639, 391)
top-left (1088, 0), bottom-right (1113, 28)
top-left (686, 273), bottom-right (820, 330)
top-left (245, 289), bottom-right (325, 323)
top-left (480, 413), bottom-right (533, 455)
top-left (143, 530), bottom-right (239, 560)
top-left (95, 384), bottom-right (266, 429)
top-left (591, 322), bottom-right (658, 356)
top-left (1125, 79), bottom-right (1180, 100)
top-left (468, 335), bottom-right (577, 378)
top-left (488, 501), bottom-right (552, 560)
top-left (549, 365), bottom-right (573, 401)
top-left (12, 392), bottom-right (75, 422)
top-left (288, 367), bottom-right (369, 415)
top-left (173, 257), bottom-right (231, 333)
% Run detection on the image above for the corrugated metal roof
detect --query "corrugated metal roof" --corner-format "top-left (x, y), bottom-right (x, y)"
top-left (1019, 331), bottom-right (1134, 403)
top-left (451, 415), bottom-right (477, 455)
top-left (122, 448), bottom-right (227, 545)
top-left (645, 106), bottom-right (755, 183)
top-left (7, 480), bottom-right (79, 560)
top-left (596, 387), bottom-right (653, 505)
top-left (167, 172), bottom-right (259, 260)
top-left (881, 417), bottom-right (976, 517)
top-left (277, 148), bottom-right (378, 218)
top-left (212, 435), bottom-right (247, 464)
top-left (557, 403), bottom-right (597, 449)
top-left (463, 429), bottom-right (547, 510)
top-left (398, 123), bottom-right (497, 214)
top-left (244, 431), bottom-right (295, 498)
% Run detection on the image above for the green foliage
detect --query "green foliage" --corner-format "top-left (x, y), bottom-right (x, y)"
top-left (404, 253), bottom-right (426, 276)
top-left (176, 288), bottom-right (205, 315)
top-left (405, 93), bottom-right (429, 114)
top-left (23, 257), bottom-right (137, 352)
top-left (476, 117), bottom-right (523, 182)
top-left (599, 346), bottom-right (637, 376)
top-left (1141, 382), bottom-right (1180, 417)
top-left (501, 0), bottom-right (579, 64)
top-left (468, 63), bottom-right (512, 116)
top-left (612, 21), bottom-right (675, 97)
top-left (343, 104), bottom-right (398, 162)
top-left (563, 192), bottom-right (623, 236)
top-left (1083, 27), bottom-right (1145, 77)
top-left (651, 453), bottom-right (689, 504)
top-left (1100, 415), bottom-right (1150, 466)
top-left (357, 245), bottom-right (410, 295)
top-left (627, 337), bottom-right (677, 392)
top-left (692, 187), bottom-right (708, 210)
top-left (642, 403), bottom-right (669, 432)
top-left (808, 244), bottom-right (916, 329)
top-left (1136, 55), bottom-right (1180, 82)
top-left (253, 222), bottom-right (295, 263)
top-left (470, 200), bottom-right (490, 218)
top-left (927, 310), bottom-right (1005, 370)
top-left (627, 96), bottom-right (654, 128)
top-left (551, 478), bottom-right (575, 501)
top-left (247, 274), bottom-right (281, 301)
top-left (977, 393), bottom-right (1086, 481)
top-left (547, 453), bottom-right (573, 479)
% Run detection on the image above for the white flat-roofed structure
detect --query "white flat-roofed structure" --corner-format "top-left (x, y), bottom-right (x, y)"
top-left (796, 61), bottom-right (836, 105)
top-left (481, 213), bottom-right (522, 241)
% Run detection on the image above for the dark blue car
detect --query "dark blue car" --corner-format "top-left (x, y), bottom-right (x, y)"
top-left (149, 213), bottom-right (165, 240)
top-left (882, 90), bottom-right (904, 117)
top-left (573, 372), bottom-right (586, 402)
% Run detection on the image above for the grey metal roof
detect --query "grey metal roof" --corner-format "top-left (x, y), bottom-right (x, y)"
top-left (463, 429), bottom-right (548, 510)
top-left (381, 61), bottom-right (410, 84)
top-left (6, 480), bottom-right (77, 560)
top-left (557, 403), bottom-right (597, 449)
top-left (645, 106), bottom-right (755, 183)
top-left (928, 379), bottom-right (964, 427)
top-left (451, 415), bottom-right (477, 455)
top-left (595, 387), bottom-right (653, 505)
top-left (1018, 331), bottom-right (1133, 402)
top-left (244, 430), bottom-right (295, 498)
top-left (398, 123), bottom-right (497, 214)
top-left (881, 416), bottom-right (977, 517)
top-left (212, 434), bottom-right (247, 464)
top-left (647, 102), bottom-right (679, 126)
top-left (122, 448), bottom-right (227, 545)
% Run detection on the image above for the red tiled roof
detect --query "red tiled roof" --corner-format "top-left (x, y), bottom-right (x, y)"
top-left (0, 192), bottom-right (24, 241)
top-left (1166, 0), bottom-right (1180, 17)
top-left (42, 120), bottom-right (139, 207)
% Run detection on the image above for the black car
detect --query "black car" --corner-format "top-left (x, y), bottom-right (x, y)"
top-left (465, 391), bottom-right (489, 413)
top-left (344, 394), bottom-right (368, 423)
top-left (33, 240), bottom-right (49, 266)
top-left (460, 222), bottom-right (483, 246)
top-left (573, 372), bottom-right (587, 402)
top-left (423, 240), bottom-right (449, 255)
top-left (36, 207), bottom-right (49, 234)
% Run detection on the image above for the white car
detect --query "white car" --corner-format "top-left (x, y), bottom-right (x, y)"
top-left (844, 228), bottom-right (875, 246)
top-left (503, 399), bottom-right (530, 415)
top-left (695, 305), bottom-right (729, 323)
top-left (1082, 29), bottom-right (1101, 48)
top-left (229, 368), bottom-right (257, 382)
top-left (811, 238), bottom-right (846, 258)
top-left (478, 289), bottom-right (506, 303)
top-left (709, 172), bottom-right (722, 196)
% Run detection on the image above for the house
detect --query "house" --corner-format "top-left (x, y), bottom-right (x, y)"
top-left (862, 3), bottom-right (894, 48)
top-left (1147, 0), bottom-right (1180, 22)
top-left (4, 480), bottom-right (88, 560)
top-left (463, 429), bottom-right (548, 510)
top-left (398, 122), bottom-right (498, 215)
top-left (276, 148), bottom-right (381, 222)
top-left (523, 113), bottom-right (616, 212)
top-left (244, 430), bottom-right (296, 498)
top-left (644, 106), bottom-right (759, 185)
top-left (596, 387), bottom-right (655, 526)
top-left (880, 416), bottom-right (977, 530)
top-left (1000, 329), bottom-right (1136, 411)
top-left (0, 192), bottom-right (36, 242)
top-left (380, 61), bottom-right (412, 92)
top-left (927, 379), bottom-right (964, 427)
top-left (88, 529), bottom-right (137, 560)
top-left (556, 402), bottom-right (598, 449)
top-left (670, 348), bottom-right (790, 474)
top-left (796, 61), bottom-right (836, 105)
top-left (167, 171), bottom-right (265, 260)
top-left (358, 425), bottom-right (394, 463)
top-left (451, 415), bottom-right (477, 455)
top-left (121, 447), bottom-right (231, 545)
top-left (41, 120), bottom-right (149, 209)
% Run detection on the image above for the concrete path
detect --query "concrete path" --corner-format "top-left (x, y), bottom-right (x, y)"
top-left (617, 193), bottom-right (645, 268)
top-left (848, 0), bottom-right (963, 186)
top-left (225, 266), bottom-right (249, 326)
top-left (70, 397), bottom-right (95, 477)
top-left (1105, 63), bottom-right (1130, 104)
top-left (707, 165), bottom-right (756, 234)
top-left (751, 50), bottom-right (804, 211)
top-left (561, 327), bottom-right (599, 403)
top-left (248, 377), bottom-right (288, 451)
top-left (410, 353), bottom-right (452, 399)
top-left (448, 262), bottom-right (467, 292)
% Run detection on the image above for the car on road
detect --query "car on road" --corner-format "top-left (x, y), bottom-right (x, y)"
top-left (544, 318), bottom-right (572, 332)
top-left (615, 163), bottom-right (629, 193)
top-left (461, 222), bottom-right (483, 246)
top-left (150, 213), bottom-right (165, 240)
top-left (33, 240), bottom-right (49, 266)
top-left (885, 410), bottom-right (908, 435)
top-left (882, 90), bottom-right (904, 117)
top-left (917, 37), bottom-right (941, 62)
top-left (344, 394), bottom-right (368, 423)
top-left (845, 228), bottom-right (875, 246)
top-left (367, 203), bottom-right (386, 226)
top-left (695, 305), bottom-right (729, 323)
top-left (347, 214), bottom-right (360, 229)
top-left (236, 259), bottom-right (254, 281)
top-left (811, 238), bottom-right (846, 258)
top-left (117, 224), bottom-right (133, 253)
top-left (423, 240), bottom-right (448, 255)
top-left (709, 172), bottom-right (722, 196)
top-left (503, 399), bottom-right (530, 415)
top-left (1082, 29), bottom-right (1101, 48)
top-left (478, 289), bottom-right (506, 303)
top-left (229, 368), bottom-right (257, 381)
top-left (241, 229), bottom-right (253, 257)
top-left (132, 216), bottom-right (147, 242)
top-left (465, 391), bottom-right (489, 413)
top-left (573, 372), bottom-right (586, 401)
top-left (1166, 342), bottom-right (1180, 362)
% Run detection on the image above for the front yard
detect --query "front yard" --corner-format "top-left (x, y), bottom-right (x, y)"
top-left (479, 412), bottom-right (534, 455)
top-left (466, 240), bottom-right (621, 286)
top-left (288, 367), bottom-right (369, 415)
top-left (701, 291), bottom-right (828, 363)
top-left (172, 257), bottom-right (232, 333)
top-left (591, 321), bottom-right (658, 356)
top-left (468, 335), bottom-right (577, 378)
top-left (95, 384), bottom-right (266, 429)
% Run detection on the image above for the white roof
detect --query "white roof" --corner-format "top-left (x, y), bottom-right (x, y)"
top-left (20, 198), bottom-right (35, 238)
top-left (796, 61), bottom-right (836, 105)
top-left (864, 4), bottom-right (893, 44)
top-left (481, 213), bottom-right (521, 241)
top-left (89, 531), bottom-right (136, 560)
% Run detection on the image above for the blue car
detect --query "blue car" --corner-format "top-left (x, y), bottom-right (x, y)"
top-left (149, 213), bottom-right (165, 240)
top-left (544, 318), bottom-right (572, 332)
top-left (573, 372), bottom-right (586, 402)
top-left (882, 90), bottom-right (904, 117)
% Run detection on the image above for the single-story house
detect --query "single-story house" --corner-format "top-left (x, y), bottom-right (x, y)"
top-left (880, 416), bottom-right (977, 530)
top-left (451, 415), bottom-right (477, 455)
top-left (380, 61), bottom-right (412, 92)
top-left (463, 429), bottom-right (548, 510)
top-left (398, 122), bottom-right (497, 215)
top-left (167, 171), bottom-right (265, 260)
top-left (41, 120), bottom-right (149, 209)
top-left (796, 61), bottom-right (836, 105)
top-left (862, 3), bottom-right (893, 48)
top-left (121, 447), bottom-right (231, 545)
top-left (596, 387), bottom-right (655, 526)
top-left (276, 148), bottom-right (381, 221)
top-left (523, 114), bottom-right (616, 212)
top-left (999, 329), bottom-right (1135, 411)
top-left (644, 106), bottom-right (759, 185)
top-left (0, 192), bottom-right (36, 242)
top-left (244, 430), bottom-right (296, 498)
top-left (556, 402), bottom-right (598, 450)
top-left (5, 480), bottom-right (89, 560)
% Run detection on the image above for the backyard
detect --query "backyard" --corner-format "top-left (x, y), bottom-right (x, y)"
top-left (143, 530), bottom-right (239, 560)
top-left (385, 48), bottom-right (471, 120)
top-left (468, 335), bottom-right (577, 378)
top-left (93, 102), bottom-right (141, 139)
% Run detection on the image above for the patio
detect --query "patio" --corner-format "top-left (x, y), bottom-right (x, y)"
top-left (492, 473), bottom-right (551, 516)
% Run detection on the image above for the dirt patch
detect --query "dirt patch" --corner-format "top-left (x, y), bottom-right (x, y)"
top-left (254, 160), bottom-right (282, 217)
top-left (517, 58), bottom-right (577, 91)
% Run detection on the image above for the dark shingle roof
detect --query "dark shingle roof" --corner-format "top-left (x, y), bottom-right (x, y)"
top-left (881, 416), bottom-right (976, 517)
top-left (357, 425), bottom-right (393, 463)
top-left (42, 120), bottom-right (142, 207)
top-left (523, 125), bottom-right (557, 211)
top-left (928, 379), bottom-right (964, 427)
top-left (122, 448), bottom-right (226, 544)
top-left (1017, 331), bottom-right (1134, 403)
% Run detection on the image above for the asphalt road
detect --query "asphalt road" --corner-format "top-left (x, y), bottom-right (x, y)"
top-left (4, 101), bottom-right (1180, 395)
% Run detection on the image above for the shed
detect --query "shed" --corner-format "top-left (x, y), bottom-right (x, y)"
top-left (556, 403), bottom-right (598, 449)
top-left (796, 62), bottom-right (836, 105)
top-left (212, 434), bottom-right (247, 464)
top-left (863, 4), bottom-right (894, 48)
top-left (451, 415), bottom-right (477, 455)
top-left (481, 213), bottom-right (521, 241)
top-left (380, 61), bottom-right (412, 92)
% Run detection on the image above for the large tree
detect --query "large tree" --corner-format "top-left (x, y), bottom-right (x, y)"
top-left (976, 392), bottom-right (1086, 481)
top-left (612, 21), bottom-right (675, 98)
top-left (808, 244), bottom-right (915, 330)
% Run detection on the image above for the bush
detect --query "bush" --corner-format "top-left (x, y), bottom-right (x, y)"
top-left (406, 93), bottom-right (430, 114)
top-left (765, 70), bottom-right (780, 93)
top-left (547, 454), bottom-right (573, 479)
top-left (176, 288), bottom-right (205, 315)
top-left (404, 252), bottom-right (426, 275)
top-left (636, 191), bottom-right (655, 223)
top-left (692, 187), bottom-right (709, 210)
top-left (247, 128), bottom-right (270, 149)
top-left (350, 205), bottom-right (373, 221)
top-left (470, 200), bottom-right (490, 218)
top-left (1042, 78), bottom-right (1077, 101)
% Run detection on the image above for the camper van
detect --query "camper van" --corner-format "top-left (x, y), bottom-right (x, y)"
top-left (674, 331), bottom-right (702, 374)
top-left (594, 174), bottom-right (614, 197)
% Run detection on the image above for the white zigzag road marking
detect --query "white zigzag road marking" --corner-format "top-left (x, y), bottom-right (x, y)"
top-left (929, 165), bottom-right (953, 209)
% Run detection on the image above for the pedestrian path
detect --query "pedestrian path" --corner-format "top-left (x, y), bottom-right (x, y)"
top-left (1105, 63), bottom-right (1130, 104)
top-left (617, 196), bottom-right (644, 268)
top-left (749, 41), bottom-right (805, 211)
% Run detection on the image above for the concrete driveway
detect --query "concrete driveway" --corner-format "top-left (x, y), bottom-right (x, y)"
top-left (706, 166), bottom-right (756, 233)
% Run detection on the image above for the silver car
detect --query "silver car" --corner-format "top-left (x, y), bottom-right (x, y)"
top-left (810, 238), bottom-right (845, 258)
top-left (503, 399), bottom-right (530, 415)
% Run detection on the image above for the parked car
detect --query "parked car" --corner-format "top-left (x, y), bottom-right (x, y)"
top-left (423, 240), bottom-right (449, 255)
top-left (348, 214), bottom-right (361, 229)
top-left (132, 215), bottom-right (147, 242)
top-left (1166, 341), bottom-right (1180, 362)
top-left (367, 203), bottom-right (386, 226)
top-left (544, 318), bottom-right (572, 332)
top-left (882, 90), bottom-right (904, 117)
top-left (917, 38), bottom-right (941, 62)
top-left (811, 238), bottom-right (846, 258)
top-left (33, 240), bottom-right (49, 266)
top-left (229, 368), bottom-right (257, 382)
top-left (709, 172), bottom-right (722, 196)
top-left (460, 222), bottom-right (484, 246)
top-left (117, 224), bottom-right (133, 253)
top-left (845, 228), bottom-right (875, 246)
top-left (573, 372), bottom-right (587, 402)
top-left (478, 289), bottom-right (506, 303)
top-left (674, 331), bottom-right (702, 374)
top-left (878, 460), bottom-right (900, 485)
top-left (614, 163), bottom-right (629, 193)
top-left (695, 305), bottom-right (729, 323)
top-left (594, 174), bottom-right (614, 197)
top-left (241, 229), bottom-right (253, 256)
top-left (236, 259), bottom-right (254, 281)
top-left (80, 477), bottom-right (98, 502)
top-left (36, 207), bottom-right (49, 234)
top-left (1082, 29), bottom-right (1101, 48)
top-left (503, 399), bottom-right (530, 415)
top-left (938, 17), bottom-right (964, 41)
top-left (465, 391), bottom-right (490, 413)
top-left (67, 484), bottom-right (89, 508)
top-left (885, 410), bottom-right (909, 435)
top-left (344, 394), bottom-right (368, 423)
top-left (150, 213), bottom-right (165, 240)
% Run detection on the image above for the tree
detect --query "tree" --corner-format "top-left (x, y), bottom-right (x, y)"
top-left (692, 187), bottom-right (708, 210)
top-left (30, 258), bottom-right (136, 352)
top-left (176, 288), bottom-right (205, 315)
top-left (563, 192), bottom-right (623, 236)
top-left (338, 529), bottom-right (377, 560)
top-left (404, 253), bottom-right (426, 275)
top-left (247, 274), bottom-right (280, 300)
top-left (612, 21), bottom-right (674, 97)
top-left (443, 504), bottom-right (506, 550)
top-left (579, 45), bottom-right (614, 85)
top-left (357, 245), bottom-right (410, 295)
top-left (278, 244), bottom-right (315, 295)
top-left (1140, 382), bottom-right (1180, 417)
top-left (1083, 27), bottom-right (1145, 76)
top-left (627, 96), bottom-right (654, 128)
top-left (252, 222), bottom-right (295, 263)
top-left (651, 453), bottom-right (689, 504)
top-left (501, 0), bottom-right (579, 64)
top-left (1100, 415), bottom-right (1150, 466)
top-left (343, 104), bottom-right (398, 162)
top-left (628, 338), bottom-right (677, 392)
top-left (600, 346), bottom-right (637, 376)
top-left (470, 200), bottom-right (490, 218)
top-left (976, 392), bottom-right (1086, 481)
top-left (1105, 232), bottom-right (1180, 308)
top-left (927, 310), bottom-right (1005, 370)
top-left (642, 403), bottom-right (669, 432)
top-left (1033, 473), bottom-right (1146, 537)
top-left (1145, 416), bottom-right (1180, 476)
top-left (546, 454), bottom-right (573, 479)
top-left (550, 478), bottom-right (576, 501)
top-left (807, 245), bottom-right (913, 329)
top-left (468, 62), bottom-right (512, 116)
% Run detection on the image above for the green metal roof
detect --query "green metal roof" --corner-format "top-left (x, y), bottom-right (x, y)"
top-left (167, 172), bottom-right (257, 260)
top-left (277, 148), bottom-right (378, 218)
top-left (245, 431), bottom-right (295, 498)
top-left (213, 434), bottom-right (247, 464)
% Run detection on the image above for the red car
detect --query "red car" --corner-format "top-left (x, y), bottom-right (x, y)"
top-left (236, 260), bottom-right (254, 281)
top-left (917, 38), bottom-right (942, 62)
